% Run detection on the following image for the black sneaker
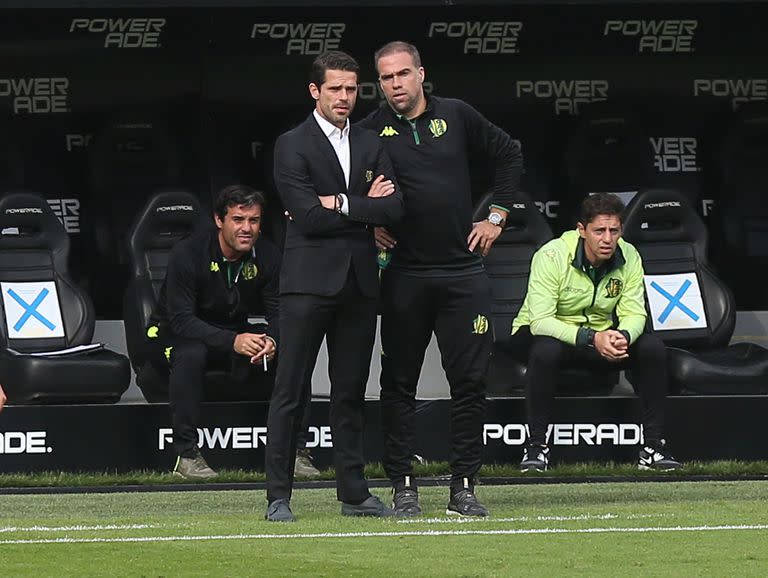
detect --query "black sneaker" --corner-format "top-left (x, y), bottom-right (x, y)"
top-left (520, 444), bottom-right (549, 472)
top-left (341, 495), bottom-right (396, 517)
top-left (265, 498), bottom-right (296, 522)
top-left (392, 477), bottom-right (421, 517)
top-left (638, 440), bottom-right (681, 471)
top-left (446, 478), bottom-right (489, 518)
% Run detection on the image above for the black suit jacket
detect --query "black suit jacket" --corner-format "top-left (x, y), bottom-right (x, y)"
top-left (273, 113), bottom-right (403, 298)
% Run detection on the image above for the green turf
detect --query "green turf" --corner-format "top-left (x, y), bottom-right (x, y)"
top-left (1, 481), bottom-right (767, 576)
top-left (1, 460), bottom-right (768, 488)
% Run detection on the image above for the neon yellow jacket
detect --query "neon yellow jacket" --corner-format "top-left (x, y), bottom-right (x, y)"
top-left (511, 230), bottom-right (647, 346)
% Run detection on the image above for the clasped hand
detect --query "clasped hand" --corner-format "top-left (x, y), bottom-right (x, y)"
top-left (594, 329), bottom-right (629, 361)
top-left (233, 333), bottom-right (276, 364)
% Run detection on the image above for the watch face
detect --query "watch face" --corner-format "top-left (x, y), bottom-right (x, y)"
top-left (488, 212), bottom-right (503, 226)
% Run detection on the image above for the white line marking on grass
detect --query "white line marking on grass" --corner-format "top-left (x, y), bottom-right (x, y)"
top-left (2, 525), bottom-right (767, 545)
top-left (0, 524), bottom-right (155, 534)
top-left (398, 513), bottom-right (665, 524)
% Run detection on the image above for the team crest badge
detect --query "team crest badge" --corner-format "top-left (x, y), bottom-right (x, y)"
top-left (242, 262), bottom-right (258, 280)
top-left (472, 314), bottom-right (489, 335)
top-left (365, 170), bottom-right (374, 183)
top-left (605, 278), bottom-right (623, 298)
top-left (429, 118), bottom-right (448, 138)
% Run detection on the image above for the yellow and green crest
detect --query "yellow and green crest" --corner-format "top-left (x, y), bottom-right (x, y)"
top-left (429, 118), bottom-right (448, 138)
top-left (242, 262), bottom-right (258, 280)
top-left (605, 278), bottom-right (623, 298)
top-left (472, 314), bottom-right (489, 335)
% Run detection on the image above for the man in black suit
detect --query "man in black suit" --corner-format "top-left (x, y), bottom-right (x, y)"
top-left (265, 51), bottom-right (404, 522)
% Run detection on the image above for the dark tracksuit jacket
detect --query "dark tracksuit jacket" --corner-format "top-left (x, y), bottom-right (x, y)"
top-left (152, 228), bottom-right (280, 350)
top-left (357, 95), bottom-right (524, 485)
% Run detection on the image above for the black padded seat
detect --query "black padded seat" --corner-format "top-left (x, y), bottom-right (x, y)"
top-left (623, 188), bottom-right (768, 394)
top-left (0, 192), bottom-right (130, 403)
top-left (560, 101), bottom-right (655, 228)
top-left (123, 191), bottom-right (253, 402)
top-left (86, 111), bottom-right (184, 317)
top-left (718, 101), bottom-right (768, 308)
top-left (474, 196), bottom-right (619, 396)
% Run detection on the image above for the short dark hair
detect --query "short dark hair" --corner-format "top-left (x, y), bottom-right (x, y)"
top-left (310, 50), bottom-right (360, 88)
top-left (214, 184), bottom-right (265, 221)
top-left (578, 193), bottom-right (626, 226)
top-left (374, 41), bottom-right (422, 73)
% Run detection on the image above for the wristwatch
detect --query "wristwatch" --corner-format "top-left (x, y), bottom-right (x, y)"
top-left (487, 211), bottom-right (505, 227)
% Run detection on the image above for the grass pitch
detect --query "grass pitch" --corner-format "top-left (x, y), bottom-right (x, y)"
top-left (2, 480), bottom-right (768, 576)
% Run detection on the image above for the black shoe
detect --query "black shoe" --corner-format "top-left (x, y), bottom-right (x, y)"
top-left (392, 486), bottom-right (422, 517)
top-left (447, 490), bottom-right (489, 517)
top-left (447, 478), bottom-right (489, 518)
top-left (265, 498), bottom-right (296, 522)
top-left (638, 440), bottom-right (681, 471)
top-left (520, 444), bottom-right (550, 472)
top-left (341, 495), bottom-right (395, 517)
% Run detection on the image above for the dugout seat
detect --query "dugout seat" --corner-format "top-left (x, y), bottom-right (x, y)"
top-left (0, 120), bottom-right (24, 191)
top-left (86, 111), bottom-right (183, 317)
top-left (622, 188), bottom-right (768, 394)
top-left (124, 190), bottom-right (269, 403)
top-left (0, 192), bottom-right (131, 403)
top-left (561, 101), bottom-right (655, 228)
top-left (474, 196), bottom-right (619, 396)
top-left (717, 101), bottom-right (768, 309)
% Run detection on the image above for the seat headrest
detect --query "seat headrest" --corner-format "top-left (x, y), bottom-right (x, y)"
top-left (127, 190), bottom-right (203, 275)
top-left (622, 188), bottom-right (708, 261)
top-left (722, 101), bottom-right (768, 166)
top-left (90, 113), bottom-right (180, 191)
top-left (0, 192), bottom-right (69, 255)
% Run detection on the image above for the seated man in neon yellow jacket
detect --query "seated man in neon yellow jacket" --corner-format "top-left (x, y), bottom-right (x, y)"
top-left (506, 193), bottom-right (680, 472)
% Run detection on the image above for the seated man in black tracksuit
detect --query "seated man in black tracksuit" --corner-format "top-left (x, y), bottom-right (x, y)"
top-left (144, 184), bottom-right (281, 480)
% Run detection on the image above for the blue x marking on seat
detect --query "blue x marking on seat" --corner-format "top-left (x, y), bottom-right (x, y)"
top-left (650, 279), bottom-right (700, 324)
top-left (7, 287), bottom-right (56, 332)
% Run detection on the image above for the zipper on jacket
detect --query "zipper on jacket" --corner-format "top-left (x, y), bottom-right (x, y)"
top-left (581, 274), bottom-right (600, 327)
top-left (407, 118), bottom-right (420, 145)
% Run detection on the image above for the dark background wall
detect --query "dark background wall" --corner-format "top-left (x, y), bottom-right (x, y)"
top-left (1, 1), bottom-right (766, 317)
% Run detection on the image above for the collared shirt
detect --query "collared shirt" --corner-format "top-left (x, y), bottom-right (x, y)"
top-left (313, 109), bottom-right (350, 188)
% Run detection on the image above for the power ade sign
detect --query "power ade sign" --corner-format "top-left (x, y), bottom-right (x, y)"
top-left (69, 18), bottom-right (166, 48)
top-left (427, 21), bottom-right (522, 54)
top-left (484, 423), bottom-right (644, 446)
top-left (0, 431), bottom-right (51, 454)
top-left (515, 80), bottom-right (608, 115)
top-left (694, 79), bottom-right (768, 110)
top-left (250, 22), bottom-right (345, 55)
top-left (0, 78), bottom-right (69, 114)
top-left (157, 426), bottom-right (333, 450)
top-left (603, 19), bottom-right (697, 52)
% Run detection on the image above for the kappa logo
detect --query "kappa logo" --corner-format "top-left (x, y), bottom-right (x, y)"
top-left (210, 261), bottom-right (220, 272)
top-left (472, 314), bottom-right (489, 335)
top-left (379, 126), bottom-right (399, 137)
top-left (242, 262), bottom-right (258, 280)
top-left (605, 278), bottom-right (623, 298)
top-left (429, 118), bottom-right (448, 138)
